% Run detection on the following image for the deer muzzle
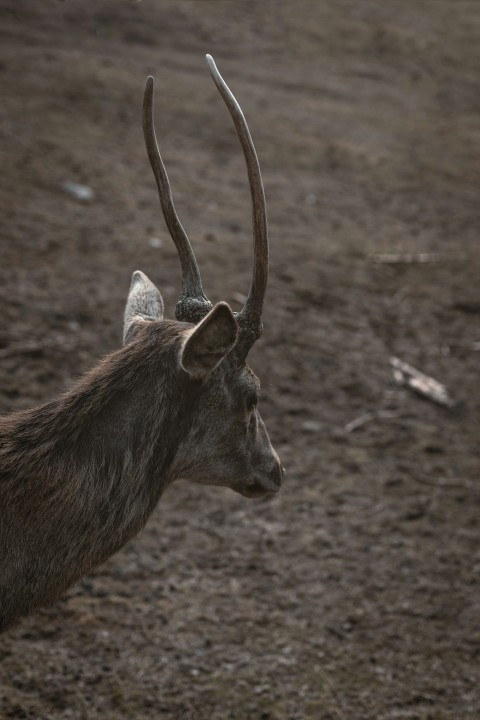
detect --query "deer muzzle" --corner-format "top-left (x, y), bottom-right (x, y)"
top-left (240, 457), bottom-right (284, 498)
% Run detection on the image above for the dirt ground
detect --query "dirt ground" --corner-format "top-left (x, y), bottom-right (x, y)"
top-left (0, 1), bottom-right (479, 718)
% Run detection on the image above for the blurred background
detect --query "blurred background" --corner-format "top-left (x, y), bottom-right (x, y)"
top-left (0, 1), bottom-right (479, 718)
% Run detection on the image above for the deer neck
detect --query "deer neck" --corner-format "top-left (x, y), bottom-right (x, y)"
top-left (0, 341), bottom-right (188, 581)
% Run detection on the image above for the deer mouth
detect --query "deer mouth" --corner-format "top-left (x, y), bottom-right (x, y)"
top-left (238, 475), bottom-right (281, 499)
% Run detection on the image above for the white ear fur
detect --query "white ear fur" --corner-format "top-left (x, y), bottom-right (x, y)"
top-left (123, 270), bottom-right (164, 344)
top-left (180, 302), bottom-right (237, 379)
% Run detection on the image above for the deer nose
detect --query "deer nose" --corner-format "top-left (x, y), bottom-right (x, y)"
top-left (241, 457), bottom-right (283, 499)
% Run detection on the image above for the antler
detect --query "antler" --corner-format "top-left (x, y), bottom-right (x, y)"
top-left (206, 54), bottom-right (269, 359)
top-left (143, 76), bottom-right (212, 323)
top-left (143, 58), bottom-right (269, 357)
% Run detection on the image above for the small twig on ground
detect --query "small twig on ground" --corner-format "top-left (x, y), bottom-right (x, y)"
top-left (390, 356), bottom-right (454, 408)
top-left (368, 252), bottom-right (467, 264)
top-left (414, 475), bottom-right (479, 493)
top-left (358, 502), bottom-right (385, 518)
top-left (344, 409), bottom-right (400, 433)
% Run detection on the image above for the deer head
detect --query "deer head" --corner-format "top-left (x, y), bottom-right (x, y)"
top-left (123, 55), bottom-right (283, 499)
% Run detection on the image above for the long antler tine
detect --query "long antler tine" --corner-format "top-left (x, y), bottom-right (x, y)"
top-left (206, 54), bottom-right (268, 356)
top-left (143, 76), bottom-right (212, 323)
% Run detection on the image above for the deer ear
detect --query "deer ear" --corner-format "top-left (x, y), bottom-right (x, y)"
top-left (181, 302), bottom-right (238, 379)
top-left (123, 270), bottom-right (164, 344)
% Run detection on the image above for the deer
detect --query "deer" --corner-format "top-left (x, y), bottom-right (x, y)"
top-left (0, 55), bottom-right (283, 633)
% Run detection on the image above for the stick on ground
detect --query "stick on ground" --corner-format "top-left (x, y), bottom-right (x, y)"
top-left (390, 356), bottom-right (455, 408)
